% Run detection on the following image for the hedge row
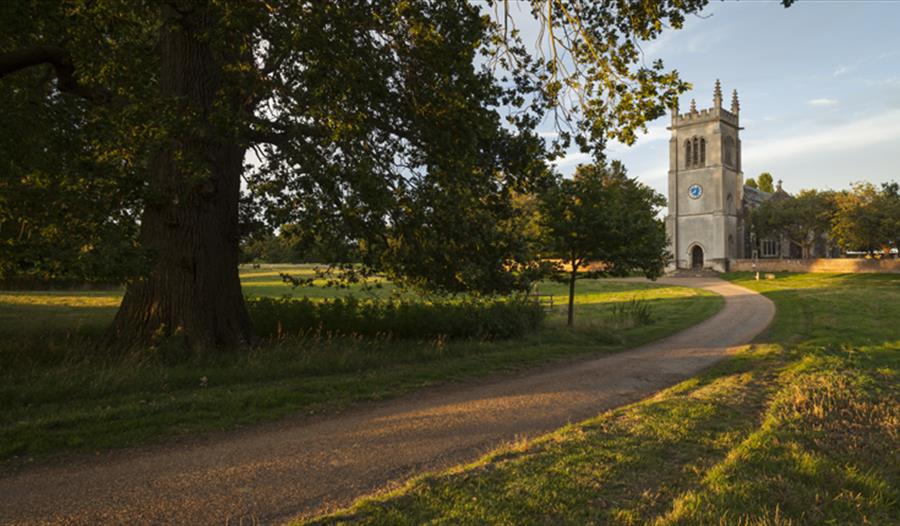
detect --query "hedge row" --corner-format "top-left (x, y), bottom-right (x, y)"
top-left (246, 296), bottom-right (544, 341)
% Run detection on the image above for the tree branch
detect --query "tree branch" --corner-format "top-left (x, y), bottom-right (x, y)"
top-left (0, 45), bottom-right (112, 104)
top-left (244, 118), bottom-right (326, 146)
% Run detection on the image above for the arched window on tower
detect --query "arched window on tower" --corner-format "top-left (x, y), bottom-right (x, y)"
top-left (685, 139), bottom-right (692, 167)
top-left (692, 137), bottom-right (699, 167)
top-left (700, 138), bottom-right (706, 166)
top-left (724, 136), bottom-right (735, 166)
top-left (726, 193), bottom-right (734, 214)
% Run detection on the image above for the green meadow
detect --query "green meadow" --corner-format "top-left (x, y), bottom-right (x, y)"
top-left (0, 265), bottom-right (721, 462)
top-left (304, 273), bottom-right (900, 526)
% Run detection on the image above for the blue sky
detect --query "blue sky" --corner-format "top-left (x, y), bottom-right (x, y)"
top-left (538, 1), bottom-right (900, 196)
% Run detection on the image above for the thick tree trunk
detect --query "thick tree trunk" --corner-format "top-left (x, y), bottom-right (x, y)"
top-left (109, 5), bottom-right (252, 349)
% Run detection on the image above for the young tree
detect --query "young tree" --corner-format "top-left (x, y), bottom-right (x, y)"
top-left (538, 162), bottom-right (669, 326)
top-left (757, 172), bottom-right (776, 193)
top-left (744, 177), bottom-right (759, 189)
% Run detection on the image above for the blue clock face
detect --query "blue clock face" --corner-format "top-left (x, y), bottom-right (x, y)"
top-left (688, 184), bottom-right (703, 199)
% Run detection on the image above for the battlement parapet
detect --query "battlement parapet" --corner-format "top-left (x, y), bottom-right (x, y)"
top-left (673, 106), bottom-right (739, 127)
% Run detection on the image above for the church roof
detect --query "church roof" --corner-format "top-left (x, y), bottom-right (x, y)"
top-left (743, 185), bottom-right (772, 208)
top-left (770, 180), bottom-right (792, 202)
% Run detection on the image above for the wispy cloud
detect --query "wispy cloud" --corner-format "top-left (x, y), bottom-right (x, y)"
top-left (744, 109), bottom-right (900, 164)
top-left (686, 27), bottom-right (724, 54)
top-left (833, 65), bottom-right (851, 77)
top-left (808, 98), bottom-right (838, 106)
top-left (551, 123), bottom-right (670, 170)
top-left (639, 29), bottom-right (681, 60)
top-left (607, 124), bottom-right (670, 153)
top-left (638, 124), bottom-right (670, 143)
top-left (864, 76), bottom-right (900, 88)
top-left (631, 167), bottom-right (667, 184)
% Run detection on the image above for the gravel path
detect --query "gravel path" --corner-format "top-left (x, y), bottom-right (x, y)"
top-left (0, 278), bottom-right (774, 525)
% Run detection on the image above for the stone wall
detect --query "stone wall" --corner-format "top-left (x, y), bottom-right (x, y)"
top-left (729, 258), bottom-right (900, 274)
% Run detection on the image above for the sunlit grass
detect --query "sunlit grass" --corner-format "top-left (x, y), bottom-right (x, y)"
top-left (302, 273), bottom-right (900, 526)
top-left (239, 265), bottom-right (398, 299)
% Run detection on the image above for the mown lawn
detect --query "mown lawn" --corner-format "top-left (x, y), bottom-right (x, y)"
top-left (303, 273), bottom-right (899, 526)
top-left (0, 266), bottom-right (721, 463)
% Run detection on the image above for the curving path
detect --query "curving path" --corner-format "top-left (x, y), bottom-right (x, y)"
top-left (0, 278), bottom-right (774, 526)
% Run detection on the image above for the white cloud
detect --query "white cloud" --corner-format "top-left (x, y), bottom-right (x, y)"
top-left (864, 76), bottom-right (900, 88)
top-left (552, 123), bottom-right (670, 170)
top-left (808, 98), bottom-right (838, 106)
top-left (606, 124), bottom-right (670, 153)
top-left (638, 124), bottom-right (670, 143)
top-left (639, 29), bottom-right (680, 60)
top-left (631, 167), bottom-right (667, 184)
top-left (833, 65), bottom-right (850, 77)
top-left (686, 28), bottom-right (723, 54)
top-left (743, 109), bottom-right (900, 165)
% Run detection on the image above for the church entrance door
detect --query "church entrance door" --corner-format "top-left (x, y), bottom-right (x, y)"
top-left (691, 245), bottom-right (704, 269)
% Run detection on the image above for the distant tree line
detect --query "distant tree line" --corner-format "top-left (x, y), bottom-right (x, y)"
top-left (750, 180), bottom-right (899, 257)
top-left (239, 224), bottom-right (344, 265)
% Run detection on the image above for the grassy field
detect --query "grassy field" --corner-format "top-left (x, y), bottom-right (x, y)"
top-left (304, 273), bottom-right (900, 526)
top-left (0, 265), bottom-right (721, 463)
top-left (0, 265), bottom-right (390, 339)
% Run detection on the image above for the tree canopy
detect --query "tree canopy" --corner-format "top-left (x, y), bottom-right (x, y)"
top-left (757, 172), bottom-right (776, 193)
top-left (537, 161), bottom-right (669, 326)
top-left (1, 0), bottom-right (770, 348)
top-left (832, 182), bottom-right (900, 255)
top-left (750, 190), bottom-right (835, 258)
top-left (748, 181), bottom-right (899, 258)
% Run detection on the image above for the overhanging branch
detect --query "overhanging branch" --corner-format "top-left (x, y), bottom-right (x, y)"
top-left (0, 45), bottom-right (112, 104)
top-left (244, 118), bottom-right (326, 146)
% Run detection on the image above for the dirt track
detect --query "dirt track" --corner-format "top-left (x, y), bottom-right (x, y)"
top-left (0, 278), bottom-right (774, 525)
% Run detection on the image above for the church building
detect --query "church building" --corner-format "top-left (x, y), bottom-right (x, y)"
top-left (665, 81), bottom-right (842, 272)
top-left (665, 80), bottom-right (744, 272)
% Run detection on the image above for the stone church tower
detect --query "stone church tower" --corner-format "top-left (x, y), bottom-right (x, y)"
top-left (665, 80), bottom-right (744, 272)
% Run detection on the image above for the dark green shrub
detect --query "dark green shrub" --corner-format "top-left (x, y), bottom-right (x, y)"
top-left (246, 296), bottom-right (544, 341)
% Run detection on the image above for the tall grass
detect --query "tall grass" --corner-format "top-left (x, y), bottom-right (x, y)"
top-left (609, 296), bottom-right (654, 327)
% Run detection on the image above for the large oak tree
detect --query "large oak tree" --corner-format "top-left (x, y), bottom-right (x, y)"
top-left (2, 0), bottom-right (745, 348)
